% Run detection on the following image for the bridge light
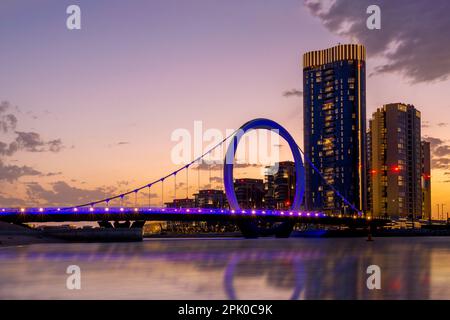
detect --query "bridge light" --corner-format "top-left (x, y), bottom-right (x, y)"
top-left (289, 212), bottom-right (293, 216)
top-left (20, 208), bottom-right (25, 213)
top-left (315, 213), bottom-right (319, 217)
top-left (134, 208), bottom-right (138, 212)
top-left (307, 213), bottom-right (310, 217)
top-left (241, 210), bottom-right (246, 214)
top-left (105, 207), bottom-right (109, 212)
top-left (89, 207), bottom-right (94, 212)
top-left (262, 211), bottom-right (266, 214)
top-left (186, 209), bottom-right (190, 212)
top-left (73, 208), bottom-right (78, 212)
top-left (198, 209), bottom-right (202, 213)
top-left (120, 207), bottom-right (124, 212)
top-left (231, 210), bottom-right (235, 214)
top-left (57, 208), bottom-right (61, 211)
top-left (39, 208), bottom-right (44, 212)
top-left (280, 211), bottom-right (284, 215)
top-left (251, 210), bottom-right (256, 215)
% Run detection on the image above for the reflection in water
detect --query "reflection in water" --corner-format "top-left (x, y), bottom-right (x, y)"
top-left (0, 237), bottom-right (449, 299)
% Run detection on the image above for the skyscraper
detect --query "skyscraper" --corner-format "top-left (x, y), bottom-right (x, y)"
top-left (421, 141), bottom-right (432, 220)
top-left (368, 103), bottom-right (423, 218)
top-left (303, 44), bottom-right (367, 214)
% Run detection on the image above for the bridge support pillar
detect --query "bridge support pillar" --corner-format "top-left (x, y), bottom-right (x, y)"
top-left (98, 221), bottom-right (114, 228)
top-left (274, 222), bottom-right (294, 238)
top-left (237, 221), bottom-right (259, 239)
top-left (131, 220), bottom-right (146, 228)
top-left (237, 221), bottom-right (294, 238)
top-left (113, 221), bottom-right (131, 228)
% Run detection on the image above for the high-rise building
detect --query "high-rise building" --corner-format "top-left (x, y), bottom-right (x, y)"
top-left (303, 44), bottom-right (367, 214)
top-left (264, 161), bottom-right (296, 209)
top-left (234, 178), bottom-right (265, 209)
top-left (194, 189), bottom-right (227, 208)
top-left (368, 103), bottom-right (422, 218)
top-left (421, 141), bottom-right (432, 220)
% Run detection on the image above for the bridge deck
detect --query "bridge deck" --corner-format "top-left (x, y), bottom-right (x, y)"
top-left (0, 207), bottom-right (388, 226)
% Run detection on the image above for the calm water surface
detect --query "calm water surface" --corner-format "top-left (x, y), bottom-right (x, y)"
top-left (1, 237), bottom-right (449, 299)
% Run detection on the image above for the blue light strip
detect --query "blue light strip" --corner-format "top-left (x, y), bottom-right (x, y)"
top-left (0, 207), bottom-right (343, 218)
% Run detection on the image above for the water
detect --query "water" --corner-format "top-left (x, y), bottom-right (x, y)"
top-left (0, 237), bottom-right (449, 299)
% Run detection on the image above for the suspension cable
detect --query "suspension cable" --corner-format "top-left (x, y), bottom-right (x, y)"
top-left (174, 173), bottom-right (177, 200)
top-left (186, 165), bottom-right (189, 199)
top-left (161, 179), bottom-right (164, 207)
top-left (148, 185), bottom-right (152, 207)
top-left (295, 143), bottom-right (362, 215)
top-left (66, 129), bottom-right (239, 210)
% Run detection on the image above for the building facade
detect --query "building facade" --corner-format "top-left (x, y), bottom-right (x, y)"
top-left (368, 103), bottom-right (423, 218)
top-left (303, 44), bottom-right (367, 214)
top-left (194, 189), bottom-right (227, 208)
top-left (264, 161), bottom-right (296, 209)
top-left (421, 141), bottom-right (432, 220)
top-left (234, 178), bottom-right (265, 209)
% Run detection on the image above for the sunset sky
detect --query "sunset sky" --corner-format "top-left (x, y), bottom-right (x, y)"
top-left (1, 0), bottom-right (450, 218)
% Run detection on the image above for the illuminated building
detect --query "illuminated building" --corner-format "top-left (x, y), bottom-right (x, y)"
top-left (368, 103), bottom-right (423, 218)
top-left (194, 189), bottom-right (227, 208)
top-left (421, 141), bottom-right (432, 220)
top-left (234, 178), bottom-right (264, 209)
top-left (303, 44), bottom-right (367, 213)
top-left (264, 161), bottom-right (296, 209)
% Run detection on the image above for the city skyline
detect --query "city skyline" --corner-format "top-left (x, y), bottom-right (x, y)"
top-left (1, 1), bottom-right (450, 218)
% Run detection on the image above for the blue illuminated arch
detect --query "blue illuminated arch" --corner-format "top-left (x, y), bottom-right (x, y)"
top-left (223, 118), bottom-right (305, 210)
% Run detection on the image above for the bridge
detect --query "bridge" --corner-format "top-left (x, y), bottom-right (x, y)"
top-left (0, 118), bottom-right (388, 237)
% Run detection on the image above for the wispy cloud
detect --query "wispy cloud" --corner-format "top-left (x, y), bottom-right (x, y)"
top-left (283, 89), bottom-right (303, 98)
top-left (0, 160), bottom-right (41, 182)
top-left (423, 136), bottom-right (450, 170)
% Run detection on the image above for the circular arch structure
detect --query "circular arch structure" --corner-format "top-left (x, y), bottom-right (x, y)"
top-left (223, 118), bottom-right (305, 237)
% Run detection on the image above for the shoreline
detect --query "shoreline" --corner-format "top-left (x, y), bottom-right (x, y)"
top-left (2, 221), bottom-right (450, 247)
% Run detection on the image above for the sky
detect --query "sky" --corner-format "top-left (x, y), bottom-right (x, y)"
top-left (1, 0), bottom-right (450, 218)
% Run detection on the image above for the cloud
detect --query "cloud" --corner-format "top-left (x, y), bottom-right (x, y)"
top-left (423, 136), bottom-right (444, 148)
top-left (0, 194), bottom-right (28, 207)
top-left (437, 123), bottom-right (448, 127)
top-left (44, 171), bottom-right (62, 177)
top-left (423, 136), bottom-right (450, 170)
top-left (194, 162), bottom-right (261, 170)
top-left (15, 131), bottom-right (64, 153)
top-left (0, 160), bottom-right (41, 182)
top-left (434, 145), bottom-right (450, 158)
top-left (283, 89), bottom-right (303, 98)
top-left (0, 101), bottom-right (18, 133)
top-left (25, 181), bottom-right (117, 206)
top-left (0, 141), bottom-right (19, 156)
top-left (117, 141), bottom-right (130, 145)
top-left (304, 0), bottom-right (450, 83)
top-left (0, 101), bottom-right (65, 157)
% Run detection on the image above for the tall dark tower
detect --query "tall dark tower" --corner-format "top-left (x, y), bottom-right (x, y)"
top-left (303, 44), bottom-right (367, 214)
